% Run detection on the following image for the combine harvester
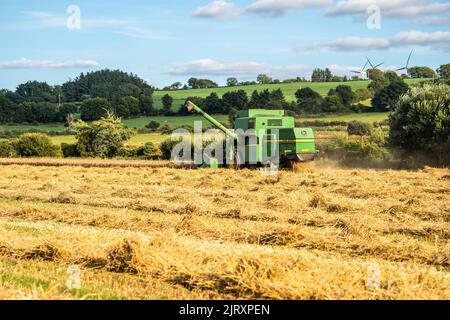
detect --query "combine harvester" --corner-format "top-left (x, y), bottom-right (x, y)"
top-left (186, 101), bottom-right (316, 169)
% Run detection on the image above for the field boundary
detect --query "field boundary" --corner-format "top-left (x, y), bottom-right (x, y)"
top-left (0, 158), bottom-right (196, 169)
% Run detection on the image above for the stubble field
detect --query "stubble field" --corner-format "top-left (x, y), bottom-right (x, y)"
top-left (0, 160), bottom-right (448, 300)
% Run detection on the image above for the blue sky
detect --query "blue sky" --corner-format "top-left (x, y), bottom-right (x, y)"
top-left (0, 0), bottom-right (449, 90)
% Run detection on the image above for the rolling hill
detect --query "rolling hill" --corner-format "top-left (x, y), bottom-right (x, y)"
top-left (153, 79), bottom-right (427, 110)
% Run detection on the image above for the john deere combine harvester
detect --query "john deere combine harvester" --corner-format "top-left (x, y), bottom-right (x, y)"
top-left (186, 101), bottom-right (316, 168)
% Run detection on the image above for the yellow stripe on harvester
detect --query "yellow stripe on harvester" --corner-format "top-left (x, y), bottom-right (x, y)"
top-left (264, 139), bottom-right (315, 143)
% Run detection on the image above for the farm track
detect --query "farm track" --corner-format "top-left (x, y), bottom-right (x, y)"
top-left (0, 163), bottom-right (448, 299)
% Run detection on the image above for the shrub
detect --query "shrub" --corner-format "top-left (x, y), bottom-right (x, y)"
top-left (138, 142), bottom-right (160, 159)
top-left (14, 133), bottom-right (61, 157)
top-left (0, 139), bottom-right (16, 158)
top-left (319, 128), bottom-right (391, 163)
top-left (389, 84), bottom-right (450, 165)
top-left (72, 115), bottom-right (134, 158)
top-left (145, 121), bottom-right (160, 131)
top-left (159, 138), bottom-right (194, 161)
top-left (159, 138), bottom-right (179, 160)
top-left (347, 121), bottom-right (373, 136)
top-left (160, 123), bottom-right (173, 134)
top-left (118, 145), bottom-right (140, 158)
top-left (61, 143), bottom-right (80, 158)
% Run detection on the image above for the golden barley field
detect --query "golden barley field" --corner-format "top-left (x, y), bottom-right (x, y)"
top-left (0, 159), bottom-right (448, 300)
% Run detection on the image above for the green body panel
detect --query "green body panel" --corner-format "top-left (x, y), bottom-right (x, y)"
top-left (186, 101), bottom-right (316, 164)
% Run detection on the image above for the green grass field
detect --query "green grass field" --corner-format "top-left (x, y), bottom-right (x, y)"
top-left (153, 79), bottom-right (426, 109)
top-left (47, 112), bottom-right (388, 146)
top-left (301, 112), bottom-right (388, 123)
top-left (50, 133), bottom-right (171, 145)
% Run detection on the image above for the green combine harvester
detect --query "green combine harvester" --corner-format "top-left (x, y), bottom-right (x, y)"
top-left (186, 101), bottom-right (316, 169)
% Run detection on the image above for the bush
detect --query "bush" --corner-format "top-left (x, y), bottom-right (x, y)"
top-left (159, 138), bottom-right (179, 160)
top-left (138, 142), bottom-right (159, 159)
top-left (347, 121), bottom-right (373, 136)
top-left (61, 143), bottom-right (80, 158)
top-left (389, 84), bottom-right (450, 165)
top-left (320, 128), bottom-right (391, 163)
top-left (72, 115), bottom-right (134, 158)
top-left (159, 138), bottom-right (194, 161)
top-left (0, 139), bottom-right (16, 158)
top-left (145, 121), bottom-right (160, 131)
top-left (14, 133), bottom-right (61, 157)
top-left (160, 123), bottom-right (173, 134)
top-left (118, 145), bottom-right (140, 158)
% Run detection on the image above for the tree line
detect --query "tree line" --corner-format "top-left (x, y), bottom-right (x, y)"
top-left (0, 70), bottom-right (155, 124)
top-left (161, 64), bottom-right (448, 91)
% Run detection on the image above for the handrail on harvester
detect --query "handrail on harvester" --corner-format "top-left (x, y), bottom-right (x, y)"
top-left (185, 101), bottom-right (238, 140)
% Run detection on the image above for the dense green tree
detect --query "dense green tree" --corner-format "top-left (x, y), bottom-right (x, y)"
top-left (437, 63), bottom-right (450, 80)
top-left (322, 95), bottom-right (343, 113)
top-left (62, 69), bottom-right (153, 107)
top-left (267, 89), bottom-right (288, 109)
top-left (334, 85), bottom-right (354, 107)
top-left (169, 82), bottom-right (183, 90)
top-left (117, 96), bottom-right (140, 118)
top-left (295, 87), bottom-right (324, 114)
top-left (188, 78), bottom-right (218, 89)
top-left (389, 84), bottom-right (450, 165)
top-left (222, 90), bottom-right (248, 111)
top-left (80, 97), bottom-right (110, 121)
top-left (408, 66), bottom-right (436, 79)
top-left (73, 115), bottom-right (134, 158)
top-left (354, 88), bottom-right (373, 102)
top-left (226, 77), bottom-right (239, 87)
top-left (15, 81), bottom-right (55, 103)
top-left (372, 80), bottom-right (409, 112)
top-left (139, 92), bottom-right (155, 116)
top-left (311, 68), bottom-right (333, 82)
top-left (0, 90), bottom-right (16, 122)
top-left (367, 69), bottom-right (388, 92)
top-left (204, 92), bottom-right (224, 114)
top-left (257, 74), bottom-right (272, 84)
top-left (161, 94), bottom-right (174, 115)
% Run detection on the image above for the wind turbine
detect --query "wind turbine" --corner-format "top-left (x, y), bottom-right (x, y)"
top-left (366, 57), bottom-right (384, 70)
top-left (396, 49), bottom-right (413, 75)
top-left (350, 60), bottom-right (369, 80)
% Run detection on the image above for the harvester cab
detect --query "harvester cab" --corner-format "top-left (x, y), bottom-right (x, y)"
top-left (186, 101), bottom-right (316, 168)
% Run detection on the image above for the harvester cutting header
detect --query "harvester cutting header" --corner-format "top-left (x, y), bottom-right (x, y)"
top-left (185, 101), bottom-right (316, 168)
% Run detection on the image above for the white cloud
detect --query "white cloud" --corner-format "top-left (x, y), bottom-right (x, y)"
top-left (246, 0), bottom-right (331, 17)
top-left (304, 30), bottom-right (450, 51)
top-left (326, 0), bottom-right (450, 25)
top-left (192, 1), bottom-right (240, 20)
top-left (306, 37), bottom-right (391, 51)
top-left (0, 58), bottom-right (99, 69)
top-left (391, 30), bottom-right (450, 45)
top-left (168, 58), bottom-right (366, 79)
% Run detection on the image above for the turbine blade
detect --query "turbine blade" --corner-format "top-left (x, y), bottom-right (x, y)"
top-left (374, 62), bottom-right (384, 69)
top-left (362, 60), bottom-right (369, 72)
top-left (406, 49), bottom-right (413, 68)
top-left (366, 57), bottom-right (375, 69)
